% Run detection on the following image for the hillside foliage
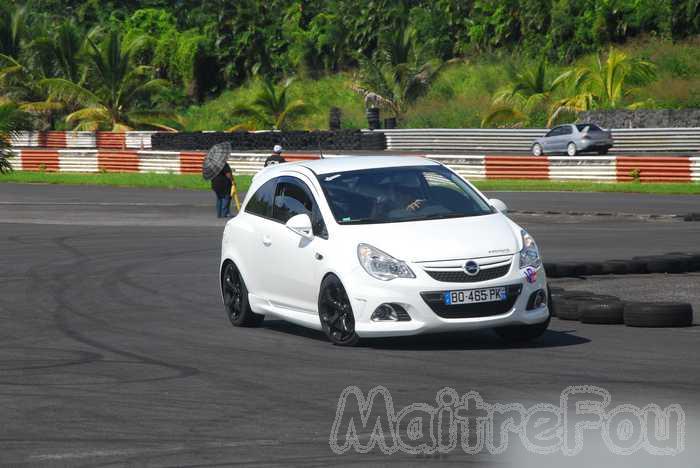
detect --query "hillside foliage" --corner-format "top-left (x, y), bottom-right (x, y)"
top-left (0, 0), bottom-right (699, 131)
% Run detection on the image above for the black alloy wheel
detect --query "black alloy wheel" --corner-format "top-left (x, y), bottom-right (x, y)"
top-left (318, 275), bottom-right (359, 346)
top-left (222, 262), bottom-right (263, 327)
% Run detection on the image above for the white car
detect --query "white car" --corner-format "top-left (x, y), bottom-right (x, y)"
top-left (220, 157), bottom-right (550, 346)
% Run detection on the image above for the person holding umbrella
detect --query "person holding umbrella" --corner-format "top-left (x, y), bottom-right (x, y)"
top-left (202, 142), bottom-right (234, 218)
top-left (211, 163), bottom-right (233, 218)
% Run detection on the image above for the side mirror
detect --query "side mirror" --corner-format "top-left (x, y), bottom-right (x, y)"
top-left (489, 198), bottom-right (508, 214)
top-left (286, 213), bottom-right (314, 240)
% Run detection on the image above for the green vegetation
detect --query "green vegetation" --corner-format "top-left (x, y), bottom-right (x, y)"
top-left (228, 78), bottom-right (309, 131)
top-left (473, 179), bottom-right (700, 195)
top-left (0, 171), bottom-right (253, 192)
top-left (3, 171), bottom-right (699, 196)
top-left (40, 30), bottom-right (176, 131)
top-left (0, 101), bottom-right (33, 173)
top-left (0, 1), bottom-right (699, 133)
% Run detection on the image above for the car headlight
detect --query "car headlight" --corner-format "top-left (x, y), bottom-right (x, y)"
top-left (519, 230), bottom-right (542, 269)
top-left (357, 243), bottom-right (415, 281)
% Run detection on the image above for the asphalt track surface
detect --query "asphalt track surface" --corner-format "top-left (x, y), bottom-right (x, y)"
top-left (1, 183), bottom-right (699, 467)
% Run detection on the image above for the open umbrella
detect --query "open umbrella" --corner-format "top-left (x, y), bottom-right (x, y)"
top-left (202, 141), bottom-right (232, 180)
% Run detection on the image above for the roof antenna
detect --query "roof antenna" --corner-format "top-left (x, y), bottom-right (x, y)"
top-left (317, 134), bottom-right (325, 159)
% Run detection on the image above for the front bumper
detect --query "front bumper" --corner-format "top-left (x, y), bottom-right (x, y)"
top-left (346, 263), bottom-right (549, 338)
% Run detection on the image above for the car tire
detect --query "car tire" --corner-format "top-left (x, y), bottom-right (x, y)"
top-left (494, 315), bottom-right (550, 343)
top-left (556, 298), bottom-right (583, 320)
top-left (557, 295), bottom-right (619, 321)
top-left (532, 143), bottom-right (543, 156)
top-left (567, 142), bottom-right (577, 156)
top-left (645, 256), bottom-right (689, 274)
top-left (548, 287), bottom-right (559, 317)
top-left (579, 301), bottom-right (624, 324)
top-left (600, 260), bottom-right (628, 275)
top-left (624, 259), bottom-right (647, 274)
top-left (222, 262), bottom-right (264, 327)
top-left (582, 262), bottom-right (604, 275)
top-left (623, 302), bottom-right (693, 327)
top-left (597, 148), bottom-right (609, 155)
top-left (543, 262), bottom-right (558, 277)
top-left (318, 274), bottom-right (360, 346)
top-left (553, 262), bottom-right (586, 277)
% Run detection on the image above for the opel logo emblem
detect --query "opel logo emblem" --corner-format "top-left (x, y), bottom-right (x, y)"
top-left (464, 260), bottom-right (480, 276)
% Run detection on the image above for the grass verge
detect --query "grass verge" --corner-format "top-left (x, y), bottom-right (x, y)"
top-left (473, 179), bottom-right (700, 195)
top-left (0, 171), bottom-right (253, 193)
top-left (2, 171), bottom-right (699, 195)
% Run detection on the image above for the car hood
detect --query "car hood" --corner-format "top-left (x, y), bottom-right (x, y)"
top-left (339, 213), bottom-right (520, 262)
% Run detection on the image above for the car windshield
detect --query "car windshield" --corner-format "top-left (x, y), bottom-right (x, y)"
top-left (317, 165), bottom-right (494, 225)
top-left (576, 124), bottom-right (602, 131)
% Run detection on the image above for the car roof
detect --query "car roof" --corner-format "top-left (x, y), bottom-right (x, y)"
top-left (261, 155), bottom-right (440, 177)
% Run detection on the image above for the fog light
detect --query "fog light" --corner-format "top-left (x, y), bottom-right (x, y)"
top-left (527, 289), bottom-right (547, 310)
top-left (371, 304), bottom-right (400, 321)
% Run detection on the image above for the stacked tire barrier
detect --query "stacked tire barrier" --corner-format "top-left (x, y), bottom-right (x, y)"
top-left (150, 130), bottom-right (386, 151)
top-left (549, 287), bottom-right (694, 328)
top-left (545, 252), bottom-right (700, 278)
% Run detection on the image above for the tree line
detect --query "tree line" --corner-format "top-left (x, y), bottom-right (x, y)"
top-left (0, 0), bottom-right (697, 140)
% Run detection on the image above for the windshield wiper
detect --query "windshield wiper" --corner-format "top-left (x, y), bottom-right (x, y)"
top-left (417, 212), bottom-right (477, 221)
top-left (337, 217), bottom-right (384, 225)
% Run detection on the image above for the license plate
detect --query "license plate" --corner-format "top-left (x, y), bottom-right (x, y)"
top-left (443, 287), bottom-right (507, 305)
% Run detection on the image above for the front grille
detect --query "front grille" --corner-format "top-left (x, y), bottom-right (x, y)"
top-left (425, 264), bottom-right (510, 283)
top-left (421, 284), bottom-right (522, 319)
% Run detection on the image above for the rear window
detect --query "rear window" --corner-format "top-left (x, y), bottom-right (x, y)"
top-left (576, 124), bottom-right (602, 131)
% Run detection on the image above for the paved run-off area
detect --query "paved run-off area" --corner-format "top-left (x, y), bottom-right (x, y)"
top-left (0, 183), bottom-right (699, 467)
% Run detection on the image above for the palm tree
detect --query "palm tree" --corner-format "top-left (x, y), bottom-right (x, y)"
top-left (228, 78), bottom-right (309, 131)
top-left (482, 59), bottom-right (571, 128)
top-left (0, 100), bottom-right (33, 173)
top-left (352, 48), bottom-right (452, 122)
top-left (0, 4), bottom-right (27, 59)
top-left (0, 21), bottom-right (85, 127)
top-left (39, 30), bottom-right (175, 131)
top-left (0, 4), bottom-right (45, 105)
top-left (548, 48), bottom-right (656, 126)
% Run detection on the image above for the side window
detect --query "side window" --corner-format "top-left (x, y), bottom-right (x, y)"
top-left (273, 181), bottom-right (313, 223)
top-left (545, 127), bottom-right (558, 137)
top-left (244, 178), bottom-right (276, 218)
top-left (561, 125), bottom-right (573, 135)
top-left (272, 178), bottom-right (328, 238)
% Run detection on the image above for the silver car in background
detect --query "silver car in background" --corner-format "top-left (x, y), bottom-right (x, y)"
top-left (531, 123), bottom-right (614, 156)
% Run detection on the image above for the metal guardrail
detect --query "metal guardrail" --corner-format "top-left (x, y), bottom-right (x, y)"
top-left (371, 128), bottom-right (700, 153)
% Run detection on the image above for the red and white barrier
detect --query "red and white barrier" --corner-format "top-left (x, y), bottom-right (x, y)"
top-left (691, 157), bottom-right (700, 182)
top-left (5, 149), bottom-right (697, 182)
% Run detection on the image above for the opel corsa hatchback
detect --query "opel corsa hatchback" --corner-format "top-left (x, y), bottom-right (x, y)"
top-left (220, 157), bottom-right (550, 346)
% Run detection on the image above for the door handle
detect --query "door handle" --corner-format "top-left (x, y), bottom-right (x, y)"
top-left (262, 236), bottom-right (272, 246)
